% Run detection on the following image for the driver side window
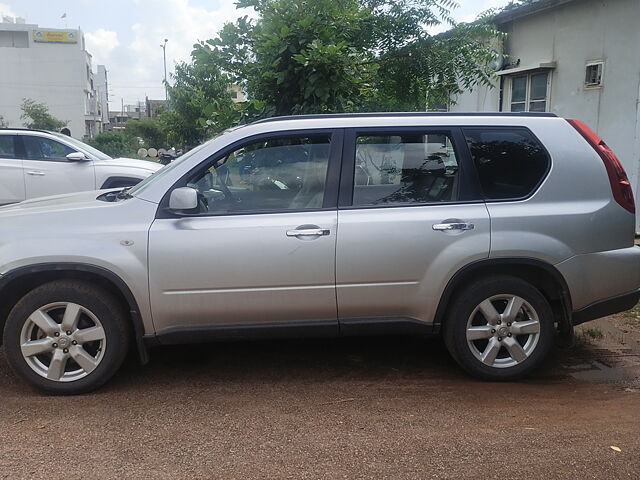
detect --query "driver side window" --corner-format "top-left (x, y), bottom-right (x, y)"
top-left (187, 135), bottom-right (331, 214)
top-left (23, 136), bottom-right (76, 162)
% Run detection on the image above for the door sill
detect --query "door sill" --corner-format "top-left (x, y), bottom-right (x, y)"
top-left (144, 317), bottom-right (436, 347)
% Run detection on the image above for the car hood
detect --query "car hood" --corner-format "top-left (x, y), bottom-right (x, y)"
top-left (98, 157), bottom-right (162, 172)
top-left (0, 190), bottom-right (117, 216)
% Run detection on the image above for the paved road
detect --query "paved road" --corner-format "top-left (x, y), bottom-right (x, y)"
top-left (0, 332), bottom-right (638, 479)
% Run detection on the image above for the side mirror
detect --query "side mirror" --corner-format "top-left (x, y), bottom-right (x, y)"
top-left (169, 186), bottom-right (198, 211)
top-left (66, 152), bottom-right (89, 161)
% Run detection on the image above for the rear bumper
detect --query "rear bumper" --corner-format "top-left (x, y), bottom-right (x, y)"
top-left (572, 288), bottom-right (640, 326)
top-left (555, 246), bottom-right (640, 311)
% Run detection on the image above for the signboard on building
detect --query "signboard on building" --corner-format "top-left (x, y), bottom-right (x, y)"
top-left (32, 30), bottom-right (77, 44)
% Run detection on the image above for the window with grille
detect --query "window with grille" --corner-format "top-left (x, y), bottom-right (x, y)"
top-left (585, 62), bottom-right (603, 87)
top-left (510, 72), bottom-right (549, 112)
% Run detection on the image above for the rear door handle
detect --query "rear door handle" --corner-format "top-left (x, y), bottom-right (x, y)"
top-left (286, 228), bottom-right (330, 237)
top-left (432, 222), bottom-right (475, 231)
top-left (26, 170), bottom-right (45, 176)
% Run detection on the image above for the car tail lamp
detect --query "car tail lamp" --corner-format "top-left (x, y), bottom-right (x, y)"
top-left (567, 118), bottom-right (635, 214)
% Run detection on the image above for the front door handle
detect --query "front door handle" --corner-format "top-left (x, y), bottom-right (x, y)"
top-left (432, 222), bottom-right (475, 231)
top-left (26, 170), bottom-right (45, 176)
top-left (286, 228), bottom-right (330, 237)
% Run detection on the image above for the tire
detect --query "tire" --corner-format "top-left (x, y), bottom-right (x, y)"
top-left (3, 280), bottom-right (130, 394)
top-left (443, 275), bottom-right (555, 381)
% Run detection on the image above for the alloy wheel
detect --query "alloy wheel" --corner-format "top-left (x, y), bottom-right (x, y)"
top-left (465, 294), bottom-right (541, 369)
top-left (19, 302), bottom-right (107, 382)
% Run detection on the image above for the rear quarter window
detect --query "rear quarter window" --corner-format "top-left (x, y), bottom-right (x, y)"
top-left (463, 128), bottom-right (550, 200)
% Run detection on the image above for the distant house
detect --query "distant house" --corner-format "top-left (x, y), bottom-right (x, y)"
top-left (145, 97), bottom-right (167, 118)
top-left (450, 0), bottom-right (640, 230)
top-left (229, 84), bottom-right (247, 104)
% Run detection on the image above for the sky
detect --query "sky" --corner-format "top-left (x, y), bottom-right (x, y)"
top-left (0, 0), bottom-right (513, 111)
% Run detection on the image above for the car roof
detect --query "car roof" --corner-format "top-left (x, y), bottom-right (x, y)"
top-left (0, 128), bottom-right (57, 135)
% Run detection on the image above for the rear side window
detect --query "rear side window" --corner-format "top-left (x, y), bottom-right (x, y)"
top-left (352, 132), bottom-right (460, 206)
top-left (0, 135), bottom-right (17, 159)
top-left (463, 128), bottom-right (549, 200)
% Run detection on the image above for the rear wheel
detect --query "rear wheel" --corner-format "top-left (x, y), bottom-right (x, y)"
top-left (3, 280), bottom-right (130, 394)
top-left (443, 275), bottom-right (555, 381)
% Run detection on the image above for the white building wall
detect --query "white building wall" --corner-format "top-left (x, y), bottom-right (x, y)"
top-left (95, 64), bottom-right (110, 127)
top-left (0, 22), bottom-right (98, 139)
top-left (451, 0), bottom-right (640, 231)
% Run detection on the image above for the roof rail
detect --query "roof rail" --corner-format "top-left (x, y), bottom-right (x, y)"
top-left (251, 111), bottom-right (558, 125)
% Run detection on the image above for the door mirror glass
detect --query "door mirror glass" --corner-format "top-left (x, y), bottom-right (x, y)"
top-left (66, 152), bottom-right (89, 161)
top-left (169, 186), bottom-right (198, 211)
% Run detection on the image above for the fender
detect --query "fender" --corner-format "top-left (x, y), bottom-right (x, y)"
top-left (433, 257), bottom-right (573, 337)
top-left (0, 262), bottom-right (149, 363)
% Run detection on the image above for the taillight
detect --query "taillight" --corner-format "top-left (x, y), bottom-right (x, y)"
top-left (567, 118), bottom-right (635, 214)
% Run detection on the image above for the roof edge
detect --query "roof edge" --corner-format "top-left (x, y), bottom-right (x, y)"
top-left (493, 0), bottom-right (581, 24)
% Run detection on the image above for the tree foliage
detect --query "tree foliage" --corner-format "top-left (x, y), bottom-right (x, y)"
top-left (20, 98), bottom-right (68, 131)
top-left (188, 0), bottom-right (500, 116)
top-left (0, 115), bottom-right (7, 128)
top-left (165, 58), bottom-right (237, 148)
top-left (88, 131), bottom-right (137, 158)
top-left (124, 117), bottom-right (167, 149)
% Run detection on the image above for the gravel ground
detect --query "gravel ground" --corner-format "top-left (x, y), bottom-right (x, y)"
top-left (0, 317), bottom-right (638, 479)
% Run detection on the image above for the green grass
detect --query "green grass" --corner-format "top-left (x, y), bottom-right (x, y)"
top-left (583, 327), bottom-right (604, 340)
top-left (620, 301), bottom-right (640, 326)
top-left (626, 301), bottom-right (640, 316)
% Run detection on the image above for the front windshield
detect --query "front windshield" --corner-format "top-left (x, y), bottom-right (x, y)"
top-left (51, 132), bottom-right (112, 160)
top-left (128, 140), bottom-right (213, 196)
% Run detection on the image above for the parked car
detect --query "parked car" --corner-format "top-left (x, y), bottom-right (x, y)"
top-left (1, 113), bottom-right (639, 394)
top-left (0, 129), bottom-right (161, 205)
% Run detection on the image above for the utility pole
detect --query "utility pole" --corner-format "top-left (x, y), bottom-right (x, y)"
top-left (161, 38), bottom-right (168, 101)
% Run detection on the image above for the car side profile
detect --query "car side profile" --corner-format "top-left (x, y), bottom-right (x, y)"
top-left (0, 113), bottom-right (638, 394)
top-left (0, 129), bottom-right (161, 205)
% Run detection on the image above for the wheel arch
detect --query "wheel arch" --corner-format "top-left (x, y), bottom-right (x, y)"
top-left (0, 263), bottom-right (149, 362)
top-left (434, 258), bottom-right (573, 339)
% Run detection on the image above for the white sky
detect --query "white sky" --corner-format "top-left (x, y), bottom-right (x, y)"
top-left (0, 0), bottom-right (513, 111)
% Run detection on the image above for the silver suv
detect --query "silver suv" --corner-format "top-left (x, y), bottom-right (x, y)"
top-left (1, 113), bottom-right (639, 394)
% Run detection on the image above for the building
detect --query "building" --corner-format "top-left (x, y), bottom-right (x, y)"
top-left (95, 65), bottom-right (110, 129)
top-left (107, 102), bottom-right (145, 131)
top-left (145, 97), bottom-right (167, 118)
top-left (0, 18), bottom-right (106, 139)
top-left (229, 84), bottom-right (247, 103)
top-left (450, 0), bottom-right (640, 230)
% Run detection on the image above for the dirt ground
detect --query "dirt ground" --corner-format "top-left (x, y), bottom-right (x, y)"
top-left (0, 310), bottom-right (638, 479)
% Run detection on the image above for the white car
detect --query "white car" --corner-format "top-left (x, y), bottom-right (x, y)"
top-left (0, 129), bottom-right (161, 205)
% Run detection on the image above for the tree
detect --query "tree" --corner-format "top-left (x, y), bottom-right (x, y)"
top-left (165, 57), bottom-right (237, 148)
top-left (88, 131), bottom-right (136, 158)
top-left (190, 0), bottom-right (500, 116)
top-left (20, 98), bottom-right (68, 131)
top-left (125, 117), bottom-right (167, 149)
top-left (0, 115), bottom-right (7, 128)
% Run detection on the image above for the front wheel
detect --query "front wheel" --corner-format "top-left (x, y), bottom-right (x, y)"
top-left (443, 275), bottom-right (555, 381)
top-left (3, 280), bottom-right (130, 394)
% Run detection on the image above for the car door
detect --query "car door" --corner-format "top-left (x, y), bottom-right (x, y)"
top-left (336, 127), bottom-right (490, 328)
top-left (19, 134), bottom-right (96, 199)
top-left (0, 134), bottom-right (25, 205)
top-left (148, 130), bottom-right (342, 336)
